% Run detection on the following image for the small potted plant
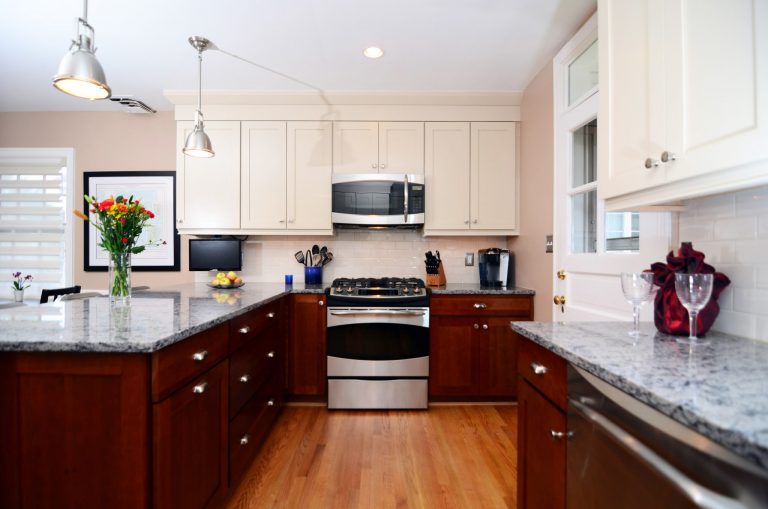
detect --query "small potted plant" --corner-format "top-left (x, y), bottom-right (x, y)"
top-left (12, 272), bottom-right (33, 302)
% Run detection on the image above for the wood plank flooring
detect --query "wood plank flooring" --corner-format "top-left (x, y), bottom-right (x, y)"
top-left (224, 405), bottom-right (518, 509)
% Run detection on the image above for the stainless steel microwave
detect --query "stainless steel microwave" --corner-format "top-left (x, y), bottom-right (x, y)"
top-left (331, 173), bottom-right (425, 228)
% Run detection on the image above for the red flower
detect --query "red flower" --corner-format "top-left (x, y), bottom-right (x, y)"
top-left (121, 237), bottom-right (128, 243)
top-left (98, 198), bottom-right (114, 211)
top-left (147, 211), bottom-right (155, 219)
top-left (119, 218), bottom-right (126, 223)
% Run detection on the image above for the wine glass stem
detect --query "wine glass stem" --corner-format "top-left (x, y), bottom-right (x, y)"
top-left (633, 305), bottom-right (640, 334)
top-left (689, 311), bottom-right (697, 340)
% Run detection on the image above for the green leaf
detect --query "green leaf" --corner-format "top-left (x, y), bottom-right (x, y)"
top-left (131, 246), bottom-right (145, 254)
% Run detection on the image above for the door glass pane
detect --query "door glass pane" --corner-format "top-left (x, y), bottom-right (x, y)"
top-left (571, 190), bottom-right (597, 253)
top-left (568, 40), bottom-right (598, 105)
top-left (572, 120), bottom-right (597, 187)
top-left (605, 212), bottom-right (640, 251)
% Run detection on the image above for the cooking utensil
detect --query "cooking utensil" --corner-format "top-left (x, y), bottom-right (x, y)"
top-left (294, 250), bottom-right (305, 265)
top-left (312, 253), bottom-right (322, 267)
top-left (305, 250), bottom-right (312, 267)
top-left (322, 252), bottom-right (333, 266)
top-left (312, 244), bottom-right (320, 256)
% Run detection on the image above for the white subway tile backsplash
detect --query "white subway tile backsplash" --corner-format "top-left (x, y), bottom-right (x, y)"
top-left (712, 216), bottom-right (756, 240)
top-left (733, 288), bottom-right (768, 316)
top-left (735, 186), bottom-right (768, 216)
top-left (710, 310), bottom-right (756, 339)
top-left (757, 266), bottom-right (768, 289)
top-left (691, 193), bottom-right (736, 219)
top-left (758, 214), bottom-right (768, 238)
top-left (680, 240), bottom-right (736, 264)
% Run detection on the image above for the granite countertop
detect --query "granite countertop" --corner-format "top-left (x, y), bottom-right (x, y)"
top-left (0, 283), bottom-right (323, 354)
top-left (429, 283), bottom-right (535, 295)
top-left (511, 321), bottom-right (768, 470)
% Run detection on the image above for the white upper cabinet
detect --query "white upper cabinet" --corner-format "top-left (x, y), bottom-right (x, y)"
top-left (241, 122), bottom-right (287, 230)
top-left (333, 121), bottom-right (424, 174)
top-left (425, 122), bottom-right (518, 234)
top-left (287, 121), bottom-right (333, 230)
top-left (176, 121), bottom-right (241, 230)
top-left (598, 0), bottom-right (768, 210)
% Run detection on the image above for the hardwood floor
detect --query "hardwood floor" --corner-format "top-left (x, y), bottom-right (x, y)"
top-left (224, 405), bottom-right (518, 509)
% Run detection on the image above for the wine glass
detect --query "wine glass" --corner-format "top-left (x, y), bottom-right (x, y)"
top-left (620, 272), bottom-right (655, 337)
top-left (675, 273), bottom-right (714, 342)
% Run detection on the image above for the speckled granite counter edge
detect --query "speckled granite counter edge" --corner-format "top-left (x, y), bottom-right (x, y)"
top-left (510, 322), bottom-right (768, 471)
top-left (429, 286), bottom-right (535, 295)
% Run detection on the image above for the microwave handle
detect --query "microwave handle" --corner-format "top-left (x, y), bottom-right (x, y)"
top-left (403, 174), bottom-right (409, 222)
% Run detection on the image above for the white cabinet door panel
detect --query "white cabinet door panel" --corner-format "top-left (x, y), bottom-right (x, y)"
top-left (425, 122), bottom-right (470, 230)
top-left (177, 121), bottom-right (240, 229)
top-left (379, 122), bottom-right (424, 174)
top-left (288, 121), bottom-right (332, 230)
top-left (471, 122), bottom-right (517, 230)
top-left (332, 122), bottom-right (378, 173)
top-left (241, 122), bottom-right (286, 230)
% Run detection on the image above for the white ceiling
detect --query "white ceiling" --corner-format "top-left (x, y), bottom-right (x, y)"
top-left (0, 0), bottom-right (595, 113)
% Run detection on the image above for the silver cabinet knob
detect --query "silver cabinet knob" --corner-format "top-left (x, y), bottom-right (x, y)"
top-left (267, 351), bottom-right (275, 359)
top-left (178, 219), bottom-right (183, 224)
top-left (267, 312), bottom-right (275, 319)
top-left (473, 303), bottom-right (487, 309)
top-left (530, 362), bottom-right (548, 375)
top-left (279, 219), bottom-right (285, 223)
top-left (473, 323), bottom-right (479, 329)
top-left (267, 398), bottom-right (275, 407)
top-left (464, 220), bottom-right (469, 224)
top-left (240, 434), bottom-right (250, 446)
top-left (318, 300), bottom-right (324, 306)
top-left (288, 219), bottom-right (294, 223)
top-left (550, 430), bottom-right (573, 440)
top-left (482, 324), bottom-right (488, 330)
top-left (371, 163), bottom-right (377, 169)
top-left (192, 382), bottom-right (208, 394)
top-left (472, 219), bottom-right (478, 224)
top-left (660, 151), bottom-right (677, 163)
top-left (644, 158), bottom-right (660, 169)
top-left (239, 374), bottom-right (251, 383)
top-left (192, 350), bottom-right (208, 362)
top-left (239, 326), bottom-right (251, 335)
top-left (380, 163), bottom-right (386, 169)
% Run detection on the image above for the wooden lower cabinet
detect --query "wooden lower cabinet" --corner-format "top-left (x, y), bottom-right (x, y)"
top-left (429, 294), bottom-right (532, 400)
top-left (286, 293), bottom-right (327, 398)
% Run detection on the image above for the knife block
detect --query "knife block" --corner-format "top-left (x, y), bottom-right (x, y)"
top-left (426, 264), bottom-right (446, 287)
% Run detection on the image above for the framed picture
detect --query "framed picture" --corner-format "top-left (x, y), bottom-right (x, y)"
top-left (83, 171), bottom-right (180, 271)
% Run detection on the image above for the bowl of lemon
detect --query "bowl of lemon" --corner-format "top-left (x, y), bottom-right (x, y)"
top-left (207, 271), bottom-right (245, 289)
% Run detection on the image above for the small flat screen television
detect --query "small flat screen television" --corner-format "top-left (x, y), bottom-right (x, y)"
top-left (189, 239), bottom-right (242, 271)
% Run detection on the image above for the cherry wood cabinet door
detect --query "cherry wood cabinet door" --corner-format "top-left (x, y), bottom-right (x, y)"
top-left (517, 379), bottom-right (566, 509)
top-left (153, 361), bottom-right (228, 509)
top-left (429, 316), bottom-right (480, 398)
top-left (286, 294), bottom-right (327, 397)
top-left (479, 316), bottom-right (518, 398)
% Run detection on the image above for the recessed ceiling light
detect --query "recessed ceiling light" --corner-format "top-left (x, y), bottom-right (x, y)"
top-left (363, 47), bottom-right (384, 59)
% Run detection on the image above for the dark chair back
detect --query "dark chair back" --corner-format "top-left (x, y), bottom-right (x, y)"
top-left (40, 285), bottom-right (82, 304)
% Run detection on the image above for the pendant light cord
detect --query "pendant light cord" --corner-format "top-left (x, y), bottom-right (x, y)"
top-left (197, 51), bottom-right (203, 117)
top-left (82, 0), bottom-right (88, 21)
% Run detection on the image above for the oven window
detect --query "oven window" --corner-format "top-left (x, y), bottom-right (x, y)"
top-left (327, 323), bottom-right (428, 361)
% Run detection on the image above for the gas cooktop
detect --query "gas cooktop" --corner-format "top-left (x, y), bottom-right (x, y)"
top-left (326, 277), bottom-right (429, 306)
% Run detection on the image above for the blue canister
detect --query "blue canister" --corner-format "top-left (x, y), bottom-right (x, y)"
top-left (304, 266), bottom-right (322, 285)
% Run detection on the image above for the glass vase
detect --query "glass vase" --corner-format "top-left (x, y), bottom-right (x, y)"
top-left (108, 252), bottom-right (131, 306)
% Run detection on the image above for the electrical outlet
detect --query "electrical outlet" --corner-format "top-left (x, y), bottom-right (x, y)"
top-left (465, 253), bottom-right (474, 266)
top-left (545, 235), bottom-right (554, 253)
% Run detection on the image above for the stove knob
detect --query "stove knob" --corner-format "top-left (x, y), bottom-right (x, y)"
top-left (413, 287), bottom-right (421, 294)
top-left (403, 287), bottom-right (410, 294)
top-left (346, 287), bottom-right (354, 294)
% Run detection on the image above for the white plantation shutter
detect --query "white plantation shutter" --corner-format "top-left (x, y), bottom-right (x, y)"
top-left (0, 149), bottom-right (74, 295)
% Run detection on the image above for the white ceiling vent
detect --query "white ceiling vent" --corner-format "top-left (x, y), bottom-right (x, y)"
top-left (109, 96), bottom-right (157, 114)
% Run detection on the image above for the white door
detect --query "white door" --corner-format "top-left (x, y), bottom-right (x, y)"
top-left (176, 120), bottom-right (241, 229)
top-left (378, 122), bottom-right (425, 174)
top-left (288, 121), bottom-right (332, 230)
top-left (332, 122), bottom-right (378, 174)
top-left (470, 122), bottom-right (517, 231)
top-left (553, 14), bottom-right (671, 321)
top-left (241, 121), bottom-right (287, 230)
top-left (424, 122), bottom-right (470, 231)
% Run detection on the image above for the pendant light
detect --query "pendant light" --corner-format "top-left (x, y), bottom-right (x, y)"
top-left (183, 36), bottom-right (214, 158)
top-left (52, 0), bottom-right (111, 100)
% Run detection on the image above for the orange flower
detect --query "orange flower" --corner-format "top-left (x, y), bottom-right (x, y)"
top-left (73, 209), bottom-right (89, 221)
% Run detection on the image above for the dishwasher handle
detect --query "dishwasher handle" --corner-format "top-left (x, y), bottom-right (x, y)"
top-left (570, 398), bottom-right (747, 509)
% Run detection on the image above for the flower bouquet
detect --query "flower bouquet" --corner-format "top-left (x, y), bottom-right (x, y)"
top-left (75, 195), bottom-right (163, 305)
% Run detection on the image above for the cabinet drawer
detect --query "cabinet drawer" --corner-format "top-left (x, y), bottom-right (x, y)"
top-left (152, 324), bottom-right (229, 402)
top-left (517, 336), bottom-right (566, 410)
top-left (229, 328), bottom-right (279, 418)
top-left (230, 301), bottom-right (280, 353)
top-left (430, 295), bottom-right (532, 317)
top-left (229, 373), bottom-right (282, 485)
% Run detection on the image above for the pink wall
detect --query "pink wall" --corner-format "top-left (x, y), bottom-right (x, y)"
top-left (0, 111), bottom-right (193, 289)
top-left (509, 64), bottom-right (554, 321)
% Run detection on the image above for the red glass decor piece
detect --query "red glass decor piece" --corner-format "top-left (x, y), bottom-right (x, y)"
top-left (648, 242), bottom-right (730, 336)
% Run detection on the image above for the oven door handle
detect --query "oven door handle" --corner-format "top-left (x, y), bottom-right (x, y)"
top-left (569, 399), bottom-right (747, 509)
top-left (329, 309), bottom-right (426, 317)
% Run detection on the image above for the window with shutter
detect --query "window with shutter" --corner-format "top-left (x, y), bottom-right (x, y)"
top-left (0, 148), bottom-right (75, 297)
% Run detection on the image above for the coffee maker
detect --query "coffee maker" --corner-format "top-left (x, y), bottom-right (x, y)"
top-left (478, 248), bottom-right (514, 288)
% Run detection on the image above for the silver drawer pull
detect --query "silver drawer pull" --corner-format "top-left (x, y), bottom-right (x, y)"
top-left (267, 351), bottom-right (275, 359)
top-left (530, 362), bottom-right (548, 375)
top-left (239, 326), bottom-right (251, 334)
top-left (240, 434), bottom-right (250, 446)
top-left (267, 398), bottom-right (275, 407)
top-left (482, 324), bottom-right (488, 330)
top-left (267, 312), bottom-right (275, 318)
top-left (239, 374), bottom-right (251, 383)
top-left (550, 430), bottom-right (572, 440)
top-left (192, 382), bottom-right (208, 394)
top-left (473, 303), bottom-right (487, 309)
top-left (473, 323), bottom-right (479, 329)
top-left (192, 350), bottom-right (208, 362)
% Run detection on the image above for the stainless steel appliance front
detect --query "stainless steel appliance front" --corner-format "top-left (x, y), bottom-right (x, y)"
top-left (331, 173), bottom-right (425, 227)
top-left (327, 306), bottom-right (429, 409)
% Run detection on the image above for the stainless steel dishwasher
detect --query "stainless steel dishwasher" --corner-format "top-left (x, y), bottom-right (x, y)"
top-left (567, 366), bottom-right (768, 508)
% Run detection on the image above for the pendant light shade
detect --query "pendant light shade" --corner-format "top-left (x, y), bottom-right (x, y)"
top-left (183, 36), bottom-right (215, 158)
top-left (52, 0), bottom-right (111, 100)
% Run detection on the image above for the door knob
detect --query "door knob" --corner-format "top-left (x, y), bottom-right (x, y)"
top-left (553, 295), bottom-right (566, 313)
top-left (557, 270), bottom-right (566, 280)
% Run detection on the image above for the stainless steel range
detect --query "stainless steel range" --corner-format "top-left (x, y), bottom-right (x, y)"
top-left (326, 277), bottom-right (429, 410)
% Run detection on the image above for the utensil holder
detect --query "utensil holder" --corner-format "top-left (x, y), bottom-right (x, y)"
top-left (304, 266), bottom-right (323, 285)
top-left (426, 264), bottom-right (446, 287)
